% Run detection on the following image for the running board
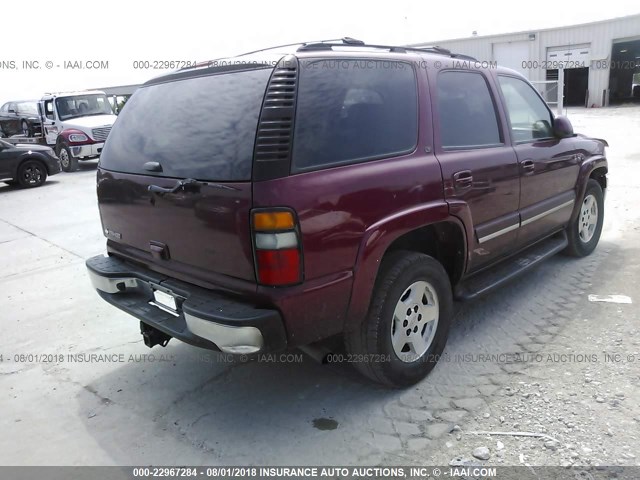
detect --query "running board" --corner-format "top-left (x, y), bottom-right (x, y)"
top-left (454, 231), bottom-right (568, 302)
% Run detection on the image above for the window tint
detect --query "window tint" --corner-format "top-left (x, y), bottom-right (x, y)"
top-left (100, 68), bottom-right (272, 181)
top-left (498, 75), bottom-right (554, 142)
top-left (292, 60), bottom-right (418, 171)
top-left (437, 71), bottom-right (501, 148)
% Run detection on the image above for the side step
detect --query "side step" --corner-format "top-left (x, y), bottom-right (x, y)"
top-left (454, 231), bottom-right (568, 302)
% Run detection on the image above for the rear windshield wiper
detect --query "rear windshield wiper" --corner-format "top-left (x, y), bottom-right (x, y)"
top-left (148, 178), bottom-right (199, 195)
top-left (148, 178), bottom-right (238, 195)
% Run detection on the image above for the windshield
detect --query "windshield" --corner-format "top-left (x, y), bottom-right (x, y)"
top-left (55, 94), bottom-right (113, 120)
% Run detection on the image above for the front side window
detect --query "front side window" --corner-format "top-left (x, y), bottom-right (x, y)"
top-left (17, 102), bottom-right (38, 115)
top-left (498, 75), bottom-right (554, 143)
top-left (44, 100), bottom-right (55, 120)
top-left (292, 60), bottom-right (418, 172)
top-left (436, 71), bottom-right (501, 149)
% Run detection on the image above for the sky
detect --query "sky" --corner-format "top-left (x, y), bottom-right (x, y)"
top-left (0, 0), bottom-right (639, 105)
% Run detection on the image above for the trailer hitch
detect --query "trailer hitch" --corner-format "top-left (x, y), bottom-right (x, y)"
top-left (140, 322), bottom-right (172, 348)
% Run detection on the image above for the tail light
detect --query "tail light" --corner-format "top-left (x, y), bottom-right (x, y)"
top-left (252, 209), bottom-right (303, 286)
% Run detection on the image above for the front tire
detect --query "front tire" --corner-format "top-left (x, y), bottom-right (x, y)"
top-left (57, 143), bottom-right (78, 172)
top-left (344, 251), bottom-right (453, 388)
top-left (17, 160), bottom-right (47, 188)
top-left (564, 179), bottom-right (604, 257)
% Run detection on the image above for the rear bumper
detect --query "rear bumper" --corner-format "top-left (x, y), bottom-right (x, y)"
top-left (86, 254), bottom-right (287, 354)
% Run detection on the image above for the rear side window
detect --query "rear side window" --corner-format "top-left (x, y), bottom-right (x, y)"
top-left (100, 68), bottom-right (272, 181)
top-left (436, 71), bottom-right (501, 148)
top-left (292, 60), bottom-right (418, 172)
top-left (498, 75), bottom-right (554, 142)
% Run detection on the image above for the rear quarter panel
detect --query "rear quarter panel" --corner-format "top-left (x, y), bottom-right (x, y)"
top-left (252, 65), bottom-right (449, 343)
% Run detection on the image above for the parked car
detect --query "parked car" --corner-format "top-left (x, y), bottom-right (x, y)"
top-left (86, 39), bottom-right (608, 387)
top-left (0, 100), bottom-right (42, 137)
top-left (0, 139), bottom-right (61, 188)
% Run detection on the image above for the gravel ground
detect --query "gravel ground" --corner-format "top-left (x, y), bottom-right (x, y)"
top-left (401, 105), bottom-right (640, 470)
top-left (0, 106), bottom-right (638, 468)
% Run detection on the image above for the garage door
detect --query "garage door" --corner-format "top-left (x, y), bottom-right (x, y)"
top-left (493, 41), bottom-right (530, 78)
top-left (547, 44), bottom-right (591, 67)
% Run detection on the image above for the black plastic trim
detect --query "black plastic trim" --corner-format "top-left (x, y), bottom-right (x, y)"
top-left (86, 254), bottom-right (288, 352)
top-left (252, 55), bottom-right (299, 182)
top-left (454, 231), bottom-right (568, 301)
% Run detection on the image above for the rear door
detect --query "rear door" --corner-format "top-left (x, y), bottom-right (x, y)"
top-left (97, 66), bottom-right (273, 286)
top-left (432, 69), bottom-right (520, 272)
top-left (497, 75), bottom-right (580, 247)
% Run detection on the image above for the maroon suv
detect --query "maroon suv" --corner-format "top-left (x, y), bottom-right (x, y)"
top-left (86, 39), bottom-right (608, 387)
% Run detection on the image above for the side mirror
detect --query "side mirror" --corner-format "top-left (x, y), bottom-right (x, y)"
top-left (554, 115), bottom-right (574, 138)
top-left (8, 108), bottom-right (16, 114)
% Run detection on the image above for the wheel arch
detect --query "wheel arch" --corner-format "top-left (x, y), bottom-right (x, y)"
top-left (17, 155), bottom-right (48, 173)
top-left (571, 156), bottom-right (607, 223)
top-left (345, 202), bottom-right (467, 330)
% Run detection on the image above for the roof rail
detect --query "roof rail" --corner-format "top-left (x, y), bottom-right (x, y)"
top-left (178, 38), bottom-right (346, 71)
top-left (179, 37), bottom-right (477, 72)
top-left (297, 37), bottom-right (477, 61)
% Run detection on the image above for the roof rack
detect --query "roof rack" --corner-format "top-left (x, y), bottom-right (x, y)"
top-left (178, 38), bottom-right (347, 71)
top-left (179, 37), bottom-right (477, 72)
top-left (297, 37), bottom-right (477, 61)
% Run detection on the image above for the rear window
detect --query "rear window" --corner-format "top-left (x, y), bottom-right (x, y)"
top-left (292, 60), bottom-right (418, 172)
top-left (100, 68), bottom-right (271, 181)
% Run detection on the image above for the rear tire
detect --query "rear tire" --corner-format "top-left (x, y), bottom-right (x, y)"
top-left (57, 143), bottom-right (78, 172)
top-left (344, 251), bottom-right (453, 388)
top-left (17, 160), bottom-right (47, 188)
top-left (564, 179), bottom-right (604, 257)
top-left (21, 120), bottom-right (33, 137)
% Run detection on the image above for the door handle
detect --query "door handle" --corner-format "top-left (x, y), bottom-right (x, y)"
top-left (453, 170), bottom-right (473, 189)
top-left (521, 159), bottom-right (535, 174)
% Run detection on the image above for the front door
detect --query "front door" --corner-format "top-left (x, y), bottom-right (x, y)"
top-left (496, 75), bottom-right (580, 247)
top-left (41, 100), bottom-right (59, 146)
top-left (432, 70), bottom-right (520, 272)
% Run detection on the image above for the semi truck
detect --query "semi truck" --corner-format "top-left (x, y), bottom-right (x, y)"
top-left (0, 90), bottom-right (117, 172)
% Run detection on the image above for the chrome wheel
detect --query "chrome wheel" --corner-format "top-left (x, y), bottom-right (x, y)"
top-left (21, 121), bottom-right (30, 136)
top-left (578, 194), bottom-right (598, 243)
top-left (59, 148), bottom-right (70, 169)
top-left (391, 280), bottom-right (439, 363)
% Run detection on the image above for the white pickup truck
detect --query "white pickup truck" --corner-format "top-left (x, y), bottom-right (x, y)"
top-left (6, 90), bottom-right (117, 172)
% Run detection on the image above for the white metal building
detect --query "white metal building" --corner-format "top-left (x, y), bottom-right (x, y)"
top-left (411, 14), bottom-right (640, 107)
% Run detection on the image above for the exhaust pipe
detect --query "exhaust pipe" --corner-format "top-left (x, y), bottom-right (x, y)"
top-left (140, 322), bottom-right (172, 348)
